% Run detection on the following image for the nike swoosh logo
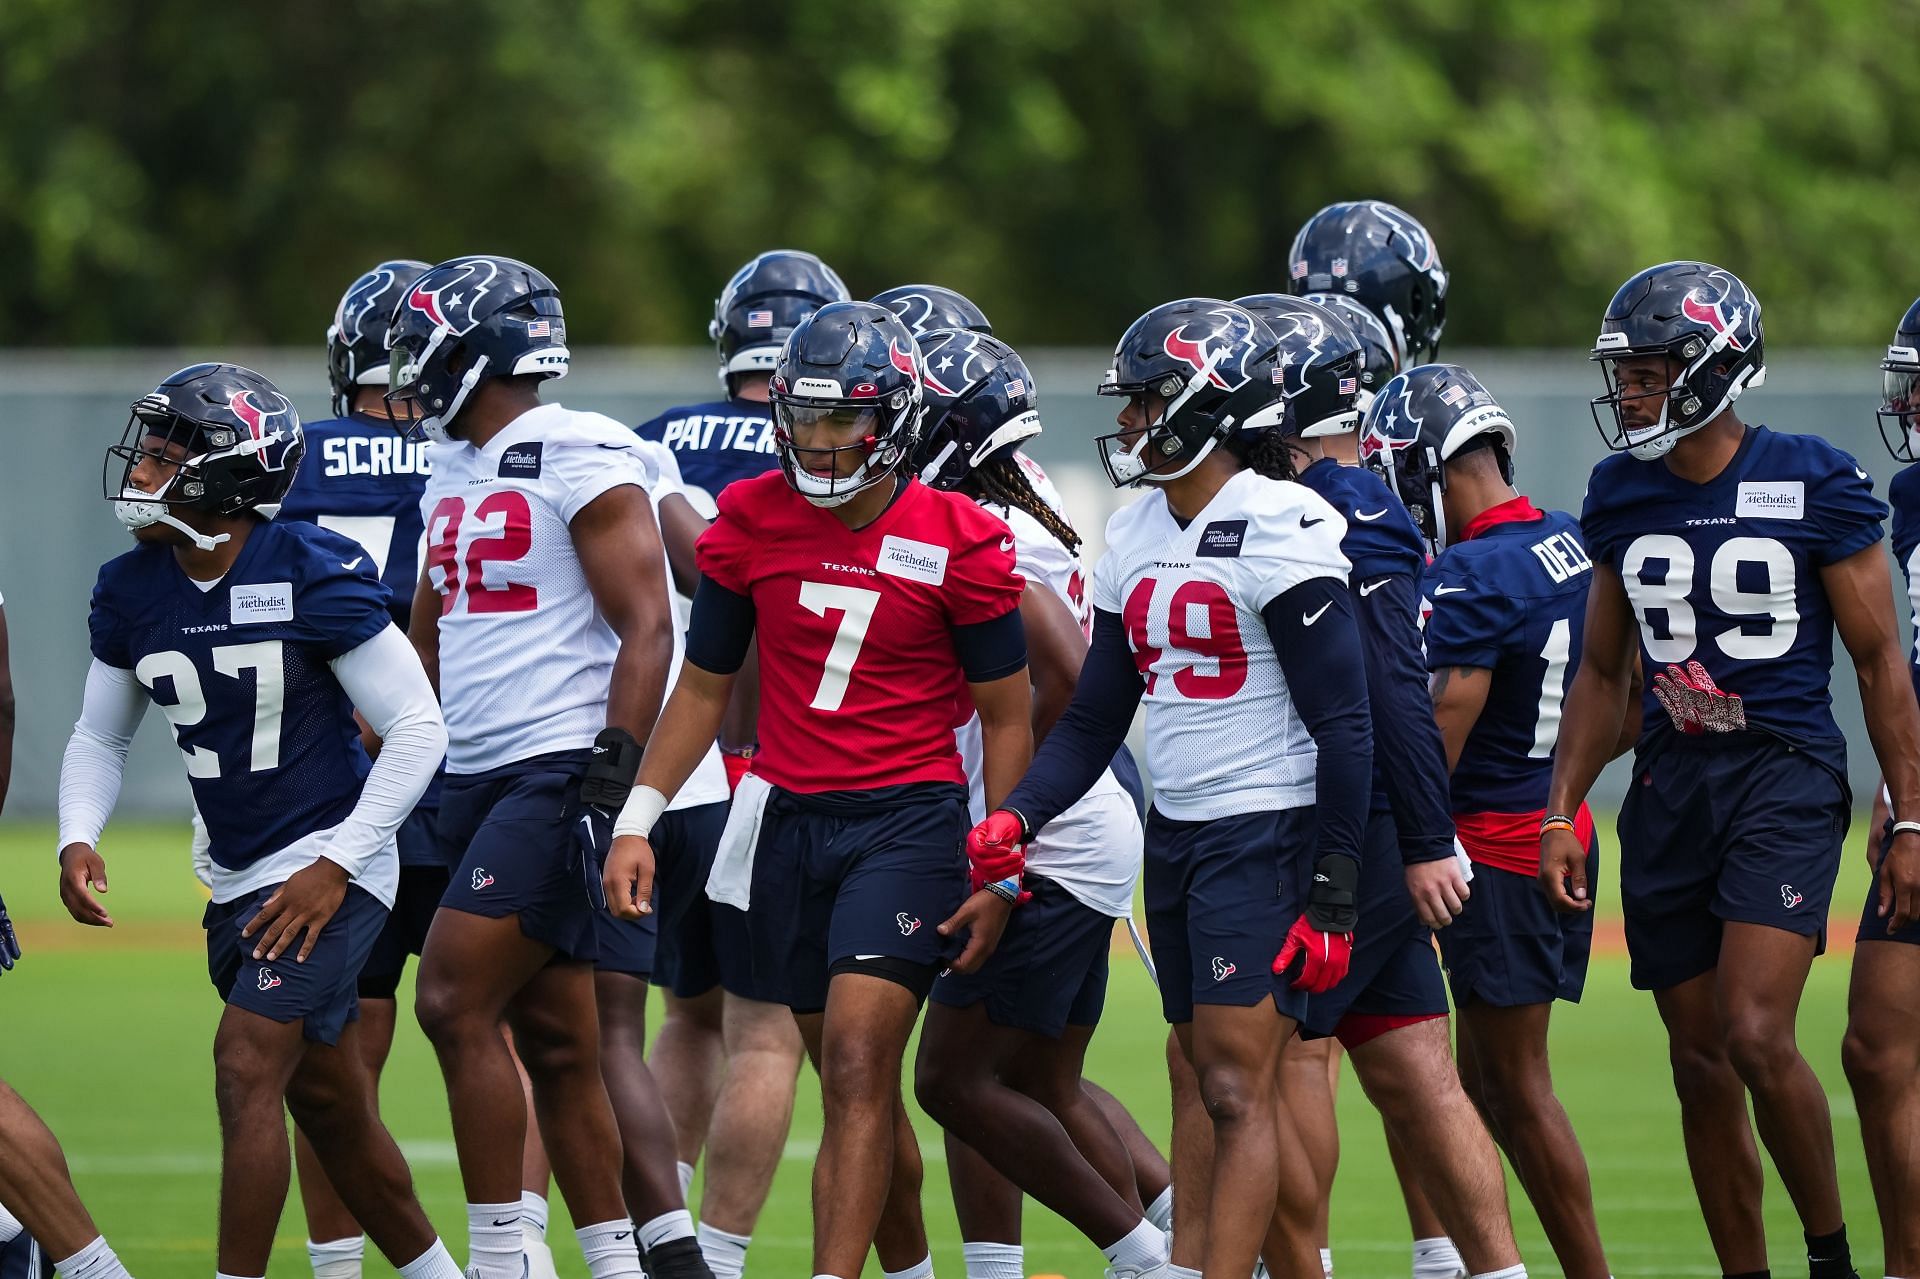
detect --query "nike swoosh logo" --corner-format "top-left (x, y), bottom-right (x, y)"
top-left (1432, 584), bottom-right (1468, 595)
top-left (1300, 515), bottom-right (1325, 528)
top-left (491, 1218), bottom-right (518, 1227)
top-left (1302, 602), bottom-right (1332, 625)
top-left (1353, 509), bottom-right (1388, 522)
top-left (613, 1232), bottom-right (631, 1242)
top-left (1359, 578), bottom-right (1389, 597)
top-left (597, 443), bottom-right (633, 452)
top-left (341, 557), bottom-right (365, 571)
top-left (1857, 467), bottom-right (1871, 480)
top-left (999, 537), bottom-right (1015, 553)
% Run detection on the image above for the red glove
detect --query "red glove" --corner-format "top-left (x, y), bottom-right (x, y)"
top-left (966, 809), bottom-right (1029, 894)
top-left (1274, 914), bottom-right (1353, 993)
top-left (722, 749), bottom-right (754, 794)
top-left (1651, 660), bottom-right (1746, 734)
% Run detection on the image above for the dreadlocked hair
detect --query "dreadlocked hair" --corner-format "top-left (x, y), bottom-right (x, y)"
top-left (1228, 424), bottom-right (1299, 482)
top-left (968, 453), bottom-right (1083, 555)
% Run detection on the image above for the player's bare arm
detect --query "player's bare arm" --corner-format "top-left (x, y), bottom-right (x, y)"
top-left (1542, 562), bottom-right (1638, 912)
top-left (1018, 579), bottom-right (1088, 745)
top-left (573, 483), bottom-right (674, 741)
top-left (654, 489), bottom-right (707, 597)
top-left (1429, 664), bottom-right (1494, 777)
top-left (1825, 541), bottom-right (1920, 929)
top-left (605, 662), bottom-right (736, 920)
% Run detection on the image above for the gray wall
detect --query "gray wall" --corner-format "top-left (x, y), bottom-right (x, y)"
top-left (0, 348), bottom-right (1896, 819)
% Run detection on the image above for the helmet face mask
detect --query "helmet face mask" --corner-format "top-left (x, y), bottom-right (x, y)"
top-left (1876, 298), bottom-right (1920, 463)
top-left (768, 302), bottom-right (924, 508)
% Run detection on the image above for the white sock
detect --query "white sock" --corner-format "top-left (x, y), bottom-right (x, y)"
top-left (520, 1192), bottom-right (550, 1242)
top-left (576, 1219), bottom-right (644, 1279)
top-left (962, 1241), bottom-right (1023, 1279)
top-left (55, 1240), bottom-right (132, 1279)
top-left (466, 1202), bottom-right (525, 1279)
top-left (0, 1201), bottom-right (20, 1245)
top-left (1414, 1236), bottom-right (1466, 1279)
top-left (1101, 1219), bottom-right (1167, 1272)
top-left (1144, 1186), bottom-right (1173, 1234)
top-left (882, 1257), bottom-right (934, 1279)
top-left (677, 1160), bottom-right (697, 1200)
top-left (1469, 1268), bottom-right (1526, 1279)
top-left (1168, 1267), bottom-right (1203, 1279)
top-left (1321, 1246), bottom-right (1334, 1278)
top-left (307, 1236), bottom-right (365, 1279)
top-left (637, 1210), bottom-right (695, 1253)
top-left (698, 1223), bottom-right (751, 1279)
top-left (397, 1240), bottom-right (463, 1279)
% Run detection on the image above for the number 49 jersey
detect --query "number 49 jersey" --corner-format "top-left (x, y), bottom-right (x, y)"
top-left (1424, 505), bottom-right (1592, 814)
top-left (87, 520), bottom-right (392, 890)
top-left (1092, 469), bottom-right (1350, 821)
top-left (1581, 425), bottom-right (1887, 776)
top-left (420, 403), bottom-right (651, 774)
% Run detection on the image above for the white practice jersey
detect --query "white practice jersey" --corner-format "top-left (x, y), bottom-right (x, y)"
top-left (632, 438), bottom-right (729, 809)
top-left (1092, 468), bottom-right (1350, 821)
top-left (423, 403), bottom-right (647, 773)
top-left (957, 471), bottom-right (1140, 918)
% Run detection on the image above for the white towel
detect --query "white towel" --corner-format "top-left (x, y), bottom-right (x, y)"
top-left (706, 773), bottom-right (772, 910)
top-left (1453, 836), bottom-right (1475, 884)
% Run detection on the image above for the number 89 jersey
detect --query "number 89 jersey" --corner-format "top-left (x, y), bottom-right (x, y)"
top-left (420, 404), bottom-right (651, 774)
top-left (1092, 469), bottom-right (1351, 821)
top-left (1581, 425), bottom-right (1887, 775)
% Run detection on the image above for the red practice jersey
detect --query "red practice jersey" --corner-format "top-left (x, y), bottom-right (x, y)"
top-left (698, 472), bottom-right (1023, 793)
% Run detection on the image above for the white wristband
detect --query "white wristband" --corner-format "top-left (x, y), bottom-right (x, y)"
top-left (1892, 819), bottom-right (1920, 839)
top-left (613, 785), bottom-right (670, 840)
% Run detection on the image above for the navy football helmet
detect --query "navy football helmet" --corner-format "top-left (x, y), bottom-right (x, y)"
top-left (1589, 261), bottom-right (1764, 461)
top-left (1232, 294), bottom-right (1365, 437)
top-left (1286, 200), bottom-right (1449, 366)
top-left (1877, 297), bottom-right (1920, 462)
top-left (326, 259), bottom-right (428, 417)
top-left (871, 284), bottom-right (994, 337)
top-left (768, 301), bottom-right (924, 507)
top-left (711, 250), bottom-right (850, 389)
top-left (910, 328), bottom-right (1038, 490)
top-left (1095, 299), bottom-right (1282, 487)
top-left (1361, 363), bottom-right (1516, 553)
top-left (106, 363), bottom-right (306, 549)
top-left (1300, 291), bottom-right (1398, 406)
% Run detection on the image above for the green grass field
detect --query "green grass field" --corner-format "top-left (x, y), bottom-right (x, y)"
top-left (0, 818), bottom-right (1893, 1278)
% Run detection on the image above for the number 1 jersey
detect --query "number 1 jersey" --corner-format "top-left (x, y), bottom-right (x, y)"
top-left (1581, 425), bottom-right (1886, 775)
top-left (420, 404), bottom-right (650, 774)
top-left (696, 471), bottom-right (1024, 794)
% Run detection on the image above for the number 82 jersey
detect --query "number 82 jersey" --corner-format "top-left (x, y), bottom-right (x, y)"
top-left (1580, 425), bottom-right (1887, 775)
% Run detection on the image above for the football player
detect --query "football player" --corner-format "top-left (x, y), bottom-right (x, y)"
top-left (1235, 299), bottom-right (1524, 1279)
top-left (1287, 200), bottom-right (1450, 369)
top-left (1546, 261), bottom-right (1920, 1279)
top-left (967, 299), bottom-right (1379, 1279)
top-left (1368, 365), bottom-right (1615, 1278)
top-left (56, 364), bottom-right (458, 1279)
top-left (900, 330), bottom-right (1167, 1279)
top-left (276, 258), bottom-right (448, 1279)
top-left (389, 256), bottom-right (681, 1279)
top-left (633, 250), bottom-right (846, 1277)
top-left (1842, 297), bottom-right (1920, 1279)
top-left (600, 301), bottom-right (1034, 1279)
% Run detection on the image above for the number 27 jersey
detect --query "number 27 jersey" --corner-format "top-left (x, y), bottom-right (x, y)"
top-left (1580, 425), bottom-right (1886, 775)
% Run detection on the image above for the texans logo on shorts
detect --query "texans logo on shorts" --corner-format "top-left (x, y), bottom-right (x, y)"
top-left (1780, 884), bottom-right (1804, 909)
top-left (1211, 956), bottom-right (1237, 981)
top-left (896, 912), bottom-right (922, 936)
top-left (473, 868), bottom-right (496, 891)
top-left (257, 969), bottom-right (283, 992)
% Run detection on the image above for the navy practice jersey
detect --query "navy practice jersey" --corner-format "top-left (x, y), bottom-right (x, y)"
top-left (1582, 425), bottom-right (1887, 777)
top-left (1424, 503), bottom-right (1592, 813)
top-left (88, 520), bottom-right (392, 872)
top-left (634, 397), bottom-right (777, 516)
top-left (1891, 463), bottom-right (1920, 708)
top-left (1294, 458), bottom-right (1454, 862)
top-left (277, 414), bottom-right (432, 630)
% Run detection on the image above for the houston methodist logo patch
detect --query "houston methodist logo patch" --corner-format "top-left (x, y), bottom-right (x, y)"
top-left (230, 582), bottom-right (294, 625)
top-left (877, 535), bottom-right (949, 586)
top-left (1735, 480), bottom-right (1804, 520)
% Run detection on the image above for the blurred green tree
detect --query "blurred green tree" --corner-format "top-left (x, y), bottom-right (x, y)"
top-left (2, 0), bottom-right (1915, 347)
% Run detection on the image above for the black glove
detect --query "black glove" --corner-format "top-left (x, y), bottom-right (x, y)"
top-left (1304, 853), bottom-right (1359, 934)
top-left (0, 892), bottom-right (19, 973)
top-left (573, 729), bottom-right (644, 912)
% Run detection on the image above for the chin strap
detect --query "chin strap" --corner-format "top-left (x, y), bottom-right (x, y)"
top-left (114, 494), bottom-right (232, 551)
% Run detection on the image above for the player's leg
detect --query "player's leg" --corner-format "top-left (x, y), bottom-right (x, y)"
top-left (1347, 1016), bottom-right (1520, 1274)
top-left (1006, 1026), bottom-right (1146, 1211)
top-left (1387, 1128), bottom-right (1465, 1279)
top-left (515, 1042), bottom-right (560, 1279)
top-left (692, 992), bottom-right (803, 1276)
top-left (211, 1002), bottom-right (325, 1276)
top-left (1651, 972), bottom-right (1768, 1273)
top-left (591, 966), bottom-right (708, 1277)
top-left (292, 995), bottom-right (398, 1274)
top-left (0, 1079), bottom-right (124, 1271)
top-left (1163, 1029), bottom-right (1211, 1270)
top-left (1190, 1000), bottom-right (1311, 1278)
top-left (646, 801), bottom-right (732, 1196)
top-left (1843, 939), bottom-right (1920, 1278)
top-left (1278, 1035), bottom-right (1340, 1267)
top-left (803, 974), bottom-right (926, 1279)
top-left (1456, 1002), bottom-right (1607, 1279)
top-left (650, 987), bottom-right (724, 1181)
top-left (1081, 1079), bottom-right (1173, 1226)
top-left (945, 1131), bottom-right (1025, 1279)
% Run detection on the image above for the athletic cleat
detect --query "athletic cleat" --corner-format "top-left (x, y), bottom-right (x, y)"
top-left (1104, 1262), bottom-right (1171, 1279)
top-left (642, 1237), bottom-right (715, 1279)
